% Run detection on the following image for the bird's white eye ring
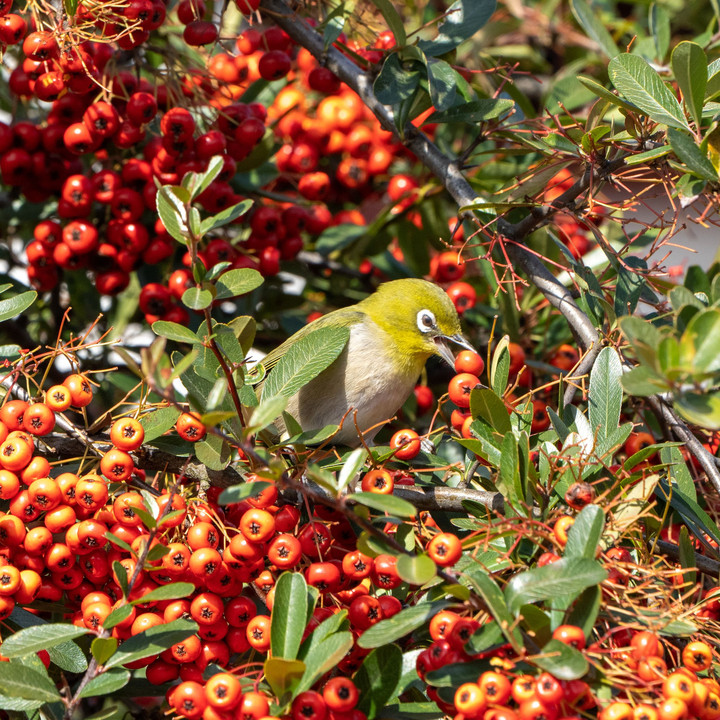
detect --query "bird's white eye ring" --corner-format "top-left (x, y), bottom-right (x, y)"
top-left (417, 309), bottom-right (436, 333)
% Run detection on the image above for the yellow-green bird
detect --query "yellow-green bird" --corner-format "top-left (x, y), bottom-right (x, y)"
top-left (261, 278), bottom-right (475, 447)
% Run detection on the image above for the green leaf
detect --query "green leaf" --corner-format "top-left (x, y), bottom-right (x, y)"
top-left (182, 287), bottom-right (213, 310)
top-left (296, 631), bottom-right (354, 695)
top-left (657, 478), bottom-right (720, 548)
top-left (141, 406), bottom-right (181, 443)
top-left (0, 693), bottom-right (43, 712)
top-left (675, 390), bottom-right (720, 429)
top-left (0, 624), bottom-right (88, 659)
top-left (152, 321), bottom-right (201, 345)
top-left (215, 268), bottom-right (263, 300)
top-left (608, 54), bottom-right (690, 131)
top-left (272, 572), bottom-right (312, 661)
top-left (667, 129), bottom-right (718, 182)
top-left (615, 256), bottom-right (648, 316)
top-left (621, 365), bottom-right (670, 397)
top-left (358, 602), bottom-right (449, 649)
top-left (0, 291), bottom-right (37, 323)
top-left (218, 481), bottom-right (273, 505)
top-left (419, 0), bottom-right (497, 56)
top-left (463, 571), bottom-right (522, 650)
top-left (368, 0), bottom-right (406, 44)
top-left (91, 637), bottom-right (118, 666)
top-left (185, 155), bottom-right (224, 200)
top-left (105, 618), bottom-right (198, 668)
top-left (678, 526), bottom-right (697, 587)
top-left (355, 645), bottom-right (404, 716)
top-left (374, 53), bottom-right (423, 105)
top-left (103, 605), bottom-right (134, 631)
top-left (566, 585), bottom-right (602, 638)
top-left (570, 0), bottom-right (619, 58)
top-left (426, 59), bottom-right (458, 111)
top-left (588, 347), bottom-right (622, 441)
top-left (78, 668), bottom-right (131, 699)
top-left (131, 582), bottom-right (195, 605)
top-left (504, 558), bottom-right (608, 613)
top-left (649, 4), bottom-right (670, 61)
top-left (0, 663), bottom-right (61, 702)
top-left (534, 638), bottom-right (589, 680)
top-left (564, 505), bottom-right (605, 560)
top-left (262, 326), bottom-right (350, 400)
top-left (396, 553), bottom-right (437, 585)
top-left (577, 76), bottom-right (638, 112)
top-left (661, 445), bottom-right (696, 502)
top-left (349, 492), bottom-right (417, 518)
top-left (470, 388), bottom-right (511, 434)
top-left (337, 448), bottom-right (368, 494)
top-left (671, 41), bottom-right (707, 127)
top-left (249, 395), bottom-right (287, 432)
top-left (199, 199), bottom-right (253, 235)
top-left (427, 98), bottom-right (514, 124)
top-left (264, 657), bottom-right (306, 699)
top-left (681, 308), bottom-right (720, 372)
top-left (156, 185), bottom-right (190, 244)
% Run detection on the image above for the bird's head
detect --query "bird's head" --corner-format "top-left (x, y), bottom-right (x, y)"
top-left (360, 278), bottom-right (475, 368)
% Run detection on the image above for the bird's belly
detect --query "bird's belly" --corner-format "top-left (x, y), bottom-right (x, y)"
top-left (287, 322), bottom-right (424, 445)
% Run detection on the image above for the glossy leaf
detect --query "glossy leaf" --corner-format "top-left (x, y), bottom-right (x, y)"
top-left (608, 54), bottom-right (689, 131)
top-left (78, 669), bottom-right (131, 699)
top-left (675, 391), bottom-right (720, 429)
top-left (428, 98), bottom-right (514, 124)
top-left (0, 624), bottom-right (88, 659)
top-left (374, 54), bottom-right (423, 105)
top-left (295, 631), bottom-right (354, 696)
top-left (264, 657), bottom-right (305, 699)
top-left (200, 198), bottom-right (253, 235)
top-left (156, 185), bottom-right (189, 243)
top-left (358, 602), bottom-right (449, 649)
top-left (272, 572), bottom-right (312, 660)
top-left (534, 638), bottom-right (588, 679)
top-left (355, 645), bottom-right (403, 716)
top-left (350, 492), bottom-right (416, 518)
top-left (130, 582), bottom-right (195, 605)
top-left (427, 59), bottom-right (458, 111)
top-left (105, 619), bottom-right (198, 668)
top-left (470, 388), bottom-right (511, 434)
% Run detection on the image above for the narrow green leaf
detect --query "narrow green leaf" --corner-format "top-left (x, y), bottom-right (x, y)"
top-left (570, 0), bottom-right (619, 58)
top-left (657, 478), bottom-right (720, 548)
top-left (463, 571), bottom-right (522, 650)
top-left (504, 558), bottom-right (608, 613)
top-left (271, 572), bottom-right (312, 661)
top-left (671, 41), bottom-right (707, 127)
top-left (564, 505), bottom-right (605, 560)
top-left (428, 98), bottom-right (514, 124)
top-left (105, 619), bottom-right (198, 668)
top-left (368, 0), bottom-right (406, 44)
top-left (358, 602), bottom-right (449, 649)
top-left (152, 321), bottom-right (202, 345)
top-left (262, 326), bottom-right (350, 400)
top-left (0, 291), bottom-right (37, 324)
top-left (199, 199), bottom-right (253, 235)
top-left (577, 76), bottom-right (638, 111)
top-left (296, 631), bottom-right (354, 695)
top-left (350, 492), bottom-right (416, 518)
top-left (681, 308), bottom-right (720, 372)
top-left (470, 388), bottom-right (511, 434)
top-left (0, 624), bottom-right (88, 659)
top-left (667, 129), bottom-right (718, 182)
top-left (218, 481), bottom-right (273, 505)
top-left (185, 155), bottom-right (224, 200)
top-left (102, 606), bottom-right (134, 632)
top-left (588, 347), bottom-right (623, 441)
top-left (78, 669), bottom-right (131, 699)
top-left (337, 448), bottom-right (368, 494)
top-left (0, 663), bottom-right (61, 702)
top-left (215, 268), bottom-right (264, 300)
top-left (677, 526), bottom-right (697, 587)
top-left (608, 54), bottom-right (690, 130)
top-left (649, 4), bottom-right (670, 61)
top-left (661, 446), bottom-right (696, 502)
top-left (130, 582), bottom-right (195, 605)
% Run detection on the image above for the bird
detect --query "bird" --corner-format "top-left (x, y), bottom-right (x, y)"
top-left (260, 278), bottom-right (475, 447)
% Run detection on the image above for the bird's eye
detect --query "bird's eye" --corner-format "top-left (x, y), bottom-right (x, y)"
top-left (416, 309), bottom-right (436, 333)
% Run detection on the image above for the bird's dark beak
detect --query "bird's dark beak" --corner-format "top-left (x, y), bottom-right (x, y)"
top-left (434, 333), bottom-right (476, 367)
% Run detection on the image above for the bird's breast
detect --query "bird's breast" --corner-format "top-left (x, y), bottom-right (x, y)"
top-left (286, 319), bottom-right (427, 445)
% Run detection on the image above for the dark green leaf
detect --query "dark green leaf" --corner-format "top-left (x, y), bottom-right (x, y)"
top-left (657, 478), bottom-right (720, 548)
top-left (0, 663), bottom-right (61, 702)
top-left (0, 624), bottom-right (88, 659)
top-left (614, 257), bottom-right (648, 317)
top-left (355, 645), bottom-right (403, 716)
top-left (272, 572), bottom-right (312, 661)
top-left (374, 54), bottom-right (423, 106)
top-left (678, 526), bottom-right (697, 587)
top-left (368, 0), bottom-right (406, 44)
top-left (577, 76), bottom-right (638, 112)
top-left (419, 0), bottom-right (497, 56)
top-left (667, 129), bottom-right (718, 181)
top-left (649, 3), bottom-right (670, 61)
top-left (504, 558), bottom-right (608, 613)
top-left (566, 585), bottom-right (601, 638)
top-left (608, 54), bottom-right (690, 131)
top-left (249, 396), bottom-right (287, 432)
top-left (570, 0), bottom-right (619, 57)
top-left (661, 446), bottom-right (696, 502)
top-left (358, 602), bottom-right (449, 649)
top-left (564, 505), bottom-right (605, 560)
top-left (262, 326), bottom-right (350, 400)
top-left (105, 618), bottom-right (198, 668)
top-left (103, 606), bottom-right (134, 632)
top-left (464, 571), bottom-right (522, 650)
top-left (78, 668), bottom-right (131, 699)
top-left (131, 582), bottom-right (195, 605)
top-left (671, 41), bottom-right (707, 127)
top-left (470, 388), bottom-right (511, 434)
top-left (141, 406), bottom-right (181, 443)
top-left (350, 492), bottom-right (416, 518)
top-left (427, 59), bottom-right (458, 111)
top-left (218, 481), bottom-right (273, 505)
top-left (534, 639), bottom-right (588, 679)
top-left (428, 98), bottom-right (514, 124)
top-left (588, 347), bottom-right (622, 441)
top-left (215, 268), bottom-right (263, 300)
top-left (0, 291), bottom-right (37, 324)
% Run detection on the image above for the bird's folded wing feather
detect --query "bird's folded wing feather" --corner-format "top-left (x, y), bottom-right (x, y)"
top-left (260, 308), bottom-right (367, 374)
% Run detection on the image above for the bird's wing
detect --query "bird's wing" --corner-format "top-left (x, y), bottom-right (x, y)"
top-left (260, 308), bottom-right (367, 374)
